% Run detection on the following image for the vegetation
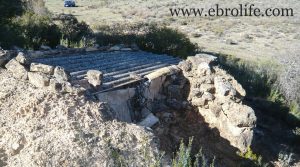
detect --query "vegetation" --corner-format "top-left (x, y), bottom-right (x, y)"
top-left (138, 26), bottom-right (198, 58)
top-left (0, 0), bottom-right (94, 50)
top-left (11, 12), bottom-right (61, 49)
top-left (238, 147), bottom-right (267, 167)
top-left (57, 14), bottom-right (94, 48)
top-left (172, 138), bottom-right (215, 167)
top-left (217, 54), bottom-right (300, 126)
top-left (95, 23), bottom-right (198, 58)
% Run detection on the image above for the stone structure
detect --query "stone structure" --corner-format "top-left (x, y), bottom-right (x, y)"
top-left (161, 54), bottom-right (256, 153)
top-left (2, 52), bottom-right (83, 96)
top-left (0, 47), bottom-right (256, 153)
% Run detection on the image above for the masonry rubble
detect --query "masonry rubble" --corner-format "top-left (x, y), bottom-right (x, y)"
top-left (1, 50), bottom-right (85, 96)
top-left (130, 53), bottom-right (257, 153)
top-left (5, 59), bottom-right (28, 80)
top-left (87, 70), bottom-right (103, 87)
top-left (30, 63), bottom-right (54, 75)
top-left (1, 46), bottom-right (257, 154)
top-left (15, 52), bottom-right (28, 65)
top-left (162, 54), bottom-right (256, 153)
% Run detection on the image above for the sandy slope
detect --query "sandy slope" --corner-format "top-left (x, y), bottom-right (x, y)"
top-left (0, 69), bottom-right (159, 166)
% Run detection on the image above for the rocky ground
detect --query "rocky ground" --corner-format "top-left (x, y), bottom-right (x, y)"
top-left (0, 68), bottom-right (160, 166)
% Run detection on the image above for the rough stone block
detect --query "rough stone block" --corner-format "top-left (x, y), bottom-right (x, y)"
top-left (54, 66), bottom-right (70, 82)
top-left (87, 70), bottom-right (103, 87)
top-left (187, 54), bottom-right (217, 68)
top-left (15, 52), bottom-right (28, 65)
top-left (30, 63), bottom-right (54, 75)
top-left (138, 113), bottom-right (159, 127)
top-left (28, 72), bottom-right (50, 87)
top-left (5, 59), bottom-right (28, 80)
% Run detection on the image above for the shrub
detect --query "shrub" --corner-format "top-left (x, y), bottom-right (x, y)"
top-left (172, 138), bottom-right (215, 167)
top-left (94, 23), bottom-right (147, 46)
top-left (94, 23), bottom-right (198, 59)
top-left (0, 0), bottom-right (25, 48)
top-left (12, 12), bottom-right (61, 49)
top-left (57, 14), bottom-right (94, 48)
top-left (0, 0), bottom-right (24, 23)
top-left (217, 54), bottom-right (300, 126)
top-left (138, 26), bottom-right (198, 59)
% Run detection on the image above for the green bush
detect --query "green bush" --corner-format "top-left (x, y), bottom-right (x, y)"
top-left (172, 138), bottom-right (215, 167)
top-left (138, 26), bottom-right (198, 59)
top-left (57, 14), bottom-right (94, 48)
top-left (12, 12), bottom-right (61, 49)
top-left (94, 23), bottom-right (198, 59)
top-left (94, 23), bottom-right (147, 46)
top-left (0, 0), bottom-right (24, 48)
top-left (0, 0), bottom-right (24, 23)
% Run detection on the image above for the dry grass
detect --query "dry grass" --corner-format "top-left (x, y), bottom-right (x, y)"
top-left (45, 0), bottom-right (300, 110)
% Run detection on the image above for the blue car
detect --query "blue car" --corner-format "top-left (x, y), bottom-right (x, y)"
top-left (64, 0), bottom-right (76, 7)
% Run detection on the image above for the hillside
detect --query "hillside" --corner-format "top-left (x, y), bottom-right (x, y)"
top-left (46, 0), bottom-right (300, 110)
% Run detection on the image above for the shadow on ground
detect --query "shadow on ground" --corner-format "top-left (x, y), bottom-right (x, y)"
top-left (153, 107), bottom-right (258, 167)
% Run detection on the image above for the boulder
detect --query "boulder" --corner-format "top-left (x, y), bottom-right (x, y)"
top-left (138, 113), bottom-right (159, 127)
top-left (222, 103), bottom-right (256, 127)
top-left (187, 54), bottom-right (217, 68)
top-left (15, 52), bottom-right (28, 65)
top-left (30, 63), bottom-right (54, 75)
top-left (197, 103), bottom-right (256, 153)
top-left (5, 59), bottom-right (28, 80)
top-left (28, 72), bottom-right (50, 88)
top-left (54, 66), bottom-right (70, 82)
top-left (87, 70), bottom-right (103, 87)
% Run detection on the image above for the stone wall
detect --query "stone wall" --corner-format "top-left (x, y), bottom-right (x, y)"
top-left (1, 46), bottom-right (257, 153)
top-left (159, 54), bottom-right (257, 153)
top-left (1, 51), bottom-right (85, 96)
